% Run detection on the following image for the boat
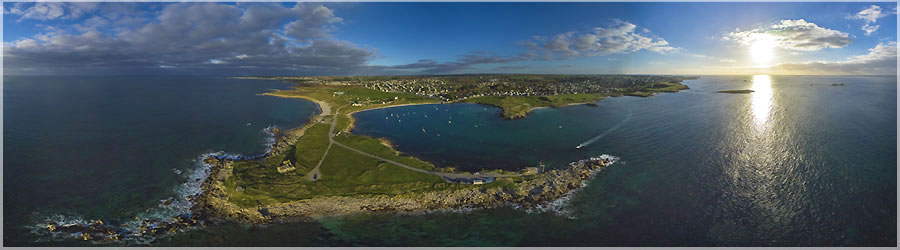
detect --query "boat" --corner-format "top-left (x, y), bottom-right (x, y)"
top-left (576, 144), bottom-right (584, 149)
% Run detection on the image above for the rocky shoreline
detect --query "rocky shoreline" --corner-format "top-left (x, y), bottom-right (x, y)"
top-left (191, 154), bottom-right (618, 224)
top-left (35, 94), bottom-right (620, 244)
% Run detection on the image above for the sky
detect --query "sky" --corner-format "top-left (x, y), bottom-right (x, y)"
top-left (2, 2), bottom-right (897, 76)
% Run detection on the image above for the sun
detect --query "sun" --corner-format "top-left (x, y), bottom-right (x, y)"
top-left (750, 34), bottom-right (776, 65)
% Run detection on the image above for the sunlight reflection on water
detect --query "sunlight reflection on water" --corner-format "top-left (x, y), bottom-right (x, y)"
top-left (751, 75), bottom-right (773, 131)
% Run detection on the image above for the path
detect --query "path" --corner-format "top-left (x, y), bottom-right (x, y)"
top-left (332, 141), bottom-right (520, 179)
top-left (304, 102), bottom-right (524, 182)
top-left (303, 104), bottom-right (345, 181)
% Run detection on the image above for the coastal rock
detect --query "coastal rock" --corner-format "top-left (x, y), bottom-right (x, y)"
top-left (192, 155), bottom-right (618, 223)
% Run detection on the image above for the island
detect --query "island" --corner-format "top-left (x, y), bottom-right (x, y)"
top-left (717, 89), bottom-right (755, 94)
top-left (42, 74), bottom-right (695, 242)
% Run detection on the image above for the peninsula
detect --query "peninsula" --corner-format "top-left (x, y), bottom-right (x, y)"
top-left (191, 74), bottom-right (695, 222)
top-left (43, 74), bottom-right (694, 241)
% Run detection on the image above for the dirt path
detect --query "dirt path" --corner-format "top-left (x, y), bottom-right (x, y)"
top-left (303, 104), bottom-right (346, 181)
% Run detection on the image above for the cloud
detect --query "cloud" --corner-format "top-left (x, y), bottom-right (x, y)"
top-left (388, 52), bottom-right (523, 74)
top-left (769, 41), bottom-right (897, 75)
top-left (5, 2), bottom-right (99, 22)
top-left (531, 19), bottom-right (679, 58)
top-left (719, 59), bottom-right (736, 63)
top-left (390, 19), bottom-right (680, 74)
top-left (4, 3), bottom-right (375, 75)
top-left (725, 19), bottom-right (852, 51)
top-left (848, 5), bottom-right (893, 35)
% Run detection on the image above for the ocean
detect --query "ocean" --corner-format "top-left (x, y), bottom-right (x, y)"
top-left (4, 75), bottom-right (896, 246)
top-left (3, 76), bottom-right (319, 246)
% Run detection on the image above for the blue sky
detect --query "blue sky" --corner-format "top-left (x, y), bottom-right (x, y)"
top-left (3, 2), bottom-right (897, 75)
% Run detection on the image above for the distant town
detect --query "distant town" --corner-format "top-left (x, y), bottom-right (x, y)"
top-left (238, 74), bottom-right (697, 102)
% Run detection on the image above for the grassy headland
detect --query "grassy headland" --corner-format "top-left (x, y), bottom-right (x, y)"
top-left (210, 74), bottom-right (696, 210)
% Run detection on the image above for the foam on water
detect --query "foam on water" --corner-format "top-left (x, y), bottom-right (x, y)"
top-left (527, 154), bottom-right (620, 219)
top-left (29, 125), bottom-right (285, 244)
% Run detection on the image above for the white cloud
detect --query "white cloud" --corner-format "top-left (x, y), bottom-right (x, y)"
top-left (725, 19), bottom-right (852, 51)
top-left (4, 3), bottom-right (376, 75)
top-left (849, 5), bottom-right (893, 35)
top-left (6, 2), bottom-right (98, 22)
top-left (719, 59), bottom-right (736, 63)
top-left (527, 19), bottom-right (679, 58)
top-left (770, 41), bottom-right (897, 75)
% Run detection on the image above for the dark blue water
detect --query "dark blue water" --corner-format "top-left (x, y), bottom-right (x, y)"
top-left (4, 75), bottom-right (895, 246)
top-left (3, 76), bottom-right (318, 246)
top-left (349, 75), bottom-right (897, 246)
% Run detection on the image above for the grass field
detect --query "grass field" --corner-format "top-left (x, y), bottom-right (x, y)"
top-left (225, 145), bottom-right (448, 208)
top-left (464, 93), bottom-right (616, 119)
top-left (224, 84), bottom-right (453, 207)
top-left (335, 133), bottom-right (437, 171)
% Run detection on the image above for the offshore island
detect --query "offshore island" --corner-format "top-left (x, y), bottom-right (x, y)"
top-left (44, 74), bottom-right (695, 242)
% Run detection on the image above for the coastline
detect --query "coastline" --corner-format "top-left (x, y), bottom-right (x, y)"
top-left (192, 153), bottom-right (618, 224)
top-left (194, 87), bottom-right (620, 223)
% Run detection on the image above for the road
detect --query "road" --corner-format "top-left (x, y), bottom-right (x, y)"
top-left (305, 103), bottom-right (524, 182)
top-left (303, 104), bottom-right (346, 181)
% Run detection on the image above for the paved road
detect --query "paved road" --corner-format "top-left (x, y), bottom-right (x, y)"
top-left (306, 103), bottom-right (525, 182)
top-left (332, 141), bottom-right (521, 180)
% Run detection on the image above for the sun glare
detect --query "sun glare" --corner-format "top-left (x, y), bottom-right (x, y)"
top-left (750, 35), bottom-right (775, 65)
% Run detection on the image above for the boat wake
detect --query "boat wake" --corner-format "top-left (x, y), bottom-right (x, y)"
top-left (576, 109), bottom-right (633, 149)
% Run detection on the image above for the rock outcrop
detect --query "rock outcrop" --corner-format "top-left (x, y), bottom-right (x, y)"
top-left (192, 155), bottom-right (618, 224)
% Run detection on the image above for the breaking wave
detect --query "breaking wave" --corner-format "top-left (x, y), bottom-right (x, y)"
top-left (526, 154), bottom-right (620, 219)
top-left (29, 125), bottom-right (284, 244)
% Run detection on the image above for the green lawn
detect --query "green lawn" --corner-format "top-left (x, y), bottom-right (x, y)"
top-left (291, 123), bottom-right (331, 169)
top-left (464, 93), bottom-right (613, 119)
top-left (224, 145), bottom-right (448, 208)
top-left (334, 133), bottom-right (437, 171)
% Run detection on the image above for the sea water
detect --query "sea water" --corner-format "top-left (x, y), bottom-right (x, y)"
top-left (5, 75), bottom-right (896, 246)
top-left (3, 76), bottom-right (318, 246)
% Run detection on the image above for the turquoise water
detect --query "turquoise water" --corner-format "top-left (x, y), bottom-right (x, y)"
top-left (3, 76), bottom-right (318, 246)
top-left (4, 75), bottom-right (896, 246)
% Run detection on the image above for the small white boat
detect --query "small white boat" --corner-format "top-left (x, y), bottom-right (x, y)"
top-left (576, 145), bottom-right (584, 149)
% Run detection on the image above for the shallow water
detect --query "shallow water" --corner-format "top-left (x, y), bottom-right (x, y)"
top-left (4, 75), bottom-right (896, 246)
